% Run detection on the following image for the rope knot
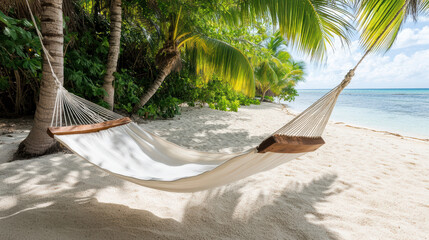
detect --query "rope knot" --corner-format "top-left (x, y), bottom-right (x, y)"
top-left (346, 69), bottom-right (355, 79)
top-left (340, 69), bottom-right (355, 88)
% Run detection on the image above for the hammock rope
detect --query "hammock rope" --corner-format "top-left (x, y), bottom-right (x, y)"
top-left (51, 86), bottom-right (123, 127)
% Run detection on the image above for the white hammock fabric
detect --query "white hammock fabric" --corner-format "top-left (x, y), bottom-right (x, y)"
top-left (55, 122), bottom-right (304, 192)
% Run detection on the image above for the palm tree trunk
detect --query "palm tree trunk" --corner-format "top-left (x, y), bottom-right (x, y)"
top-left (102, 0), bottom-right (122, 110)
top-left (16, 0), bottom-right (64, 158)
top-left (261, 90), bottom-right (267, 103)
top-left (132, 53), bottom-right (180, 113)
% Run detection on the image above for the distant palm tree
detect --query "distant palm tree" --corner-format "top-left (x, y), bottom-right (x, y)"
top-left (270, 61), bottom-right (305, 97)
top-left (255, 33), bottom-right (304, 102)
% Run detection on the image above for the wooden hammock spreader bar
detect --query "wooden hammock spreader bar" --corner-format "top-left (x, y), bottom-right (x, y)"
top-left (257, 135), bottom-right (325, 153)
top-left (47, 117), bottom-right (132, 138)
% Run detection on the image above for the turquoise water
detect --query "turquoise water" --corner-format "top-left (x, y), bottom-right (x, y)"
top-left (282, 89), bottom-right (429, 139)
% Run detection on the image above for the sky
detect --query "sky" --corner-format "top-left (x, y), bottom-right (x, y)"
top-left (291, 16), bottom-right (429, 89)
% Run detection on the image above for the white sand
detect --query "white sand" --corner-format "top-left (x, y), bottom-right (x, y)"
top-left (1, 103), bottom-right (428, 240)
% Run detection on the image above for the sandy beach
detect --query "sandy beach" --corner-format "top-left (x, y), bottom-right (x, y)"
top-left (1, 102), bottom-right (428, 240)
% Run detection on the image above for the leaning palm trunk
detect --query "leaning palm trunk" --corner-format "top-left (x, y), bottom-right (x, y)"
top-left (102, 0), bottom-right (122, 110)
top-left (261, 90), bottom-right (267, 103)
top-left (133, 44), bottom-right (180, 113)
top-left (16, 0), bottom-right (64, 158)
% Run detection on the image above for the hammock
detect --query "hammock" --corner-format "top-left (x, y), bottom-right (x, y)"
top-left (25, 0), bottom-right (404, 192)
top-left (46, 75), bottom-right (351, 192)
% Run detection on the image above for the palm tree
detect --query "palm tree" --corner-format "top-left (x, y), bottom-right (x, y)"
top-left (102, 0), bottom-right (122, 110)
top-left (270, 62), bottom-right (305, 97)
top-left (17, 0), bottom-right (64, 157)
top-left (132, 0), bottom-right (355, 112)
top-left (255, 33), bottom-right (304, 102)
top-left (132, 6), bottom-right (255, 112)
top-left (255, 61), bottom-right (279, 102)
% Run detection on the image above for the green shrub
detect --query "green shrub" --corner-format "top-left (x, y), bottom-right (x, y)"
top-left (64, 30), bottom-right (109, 105)
top-left (0, 11), bottom-right (41, 115)
top-left (278, 84), bottom-right (299, 102)
top-left (265, 95), bottom-right (275, 102)
top-left (138, 96), bottom-right (181, 119)
top-left (113, 70), bottom-right (144, 113)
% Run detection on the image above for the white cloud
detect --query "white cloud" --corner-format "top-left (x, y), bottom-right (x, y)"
top-left (297, 38), bottom-right (429, 89)
top-left (419, 16), bottom-right (429, 23)
top-left (392, 26), bottom-right (429, 49)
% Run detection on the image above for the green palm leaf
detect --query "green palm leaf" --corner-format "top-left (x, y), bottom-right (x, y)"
top-left (241, 0), bottom-right (354, 61)
top-left (184, 36), bottom-right (255, 96)
top-left (355, 0), bottom-right (429, 53)
top-left (255, 61), bottom-right (278, 92)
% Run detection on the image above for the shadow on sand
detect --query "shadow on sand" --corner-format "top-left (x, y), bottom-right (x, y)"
top-left (141, 104), bottom-right (288, 153)
top-left (1, 104), bottom-right (344, 239)
top-left (0, 153), bottom-right (344, 240)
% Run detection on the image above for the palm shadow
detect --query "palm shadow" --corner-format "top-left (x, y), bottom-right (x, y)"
top-left (141, 104), bottom-right (286, 153)
top-left (1, 103), bottom-right (342, 239)
top-left (1, 162), bottom-right (344, 240)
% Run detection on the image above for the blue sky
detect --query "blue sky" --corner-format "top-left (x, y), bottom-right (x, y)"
top-left (291, 16), bottom-right (429, 89)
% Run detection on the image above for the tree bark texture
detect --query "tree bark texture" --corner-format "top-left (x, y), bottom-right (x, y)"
top-left (16, 0), bottom-right (64, 158)
top-left (102, 0), bottom-right (122, 110)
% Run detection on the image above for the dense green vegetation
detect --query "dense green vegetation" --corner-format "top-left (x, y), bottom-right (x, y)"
top-left (0, 11), bottom-right (41, 116)
top-left (0, 0), bottom-right (306, 119)
top-left (2, 0), bottom-right (428, 120)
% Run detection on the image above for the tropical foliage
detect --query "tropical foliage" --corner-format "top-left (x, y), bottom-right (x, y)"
top-left (240, 0), bottom-right (354, 60)
top-left (0, 11), bottom-right (41, 116)
top-left (0, 0), bottom-right (314, 119)
top-left (254, 32), bottom-right (304, 102)
top-left (2, 0), bottom-right (428, 119)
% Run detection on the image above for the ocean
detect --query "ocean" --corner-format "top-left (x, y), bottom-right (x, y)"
top-left (281, 88), bottom-right (429, 139)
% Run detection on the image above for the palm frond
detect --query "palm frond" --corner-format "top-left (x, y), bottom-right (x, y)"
top-left (184, 36), bottom-right (255, 96)
top-left (271, 67), bottom-right (304, 94)
top-left (172, 6), bottom-right (182, 41)
top-left (355, 0), bottom-right (429, 53)
top-left (355, 0), bottom-right (408, 53)
top-left (255, 61), bottom-right (278, 91)
top-left (267, 32), bottom-right (285, 53)
top-left (274, 51), bottom-right (291, 63)
top-left (423, 0), bottom-right (429, 11)
top-left (283, 69), bottom-right (304, 82)
top-left (241, 0), bottom-right (354, 61)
